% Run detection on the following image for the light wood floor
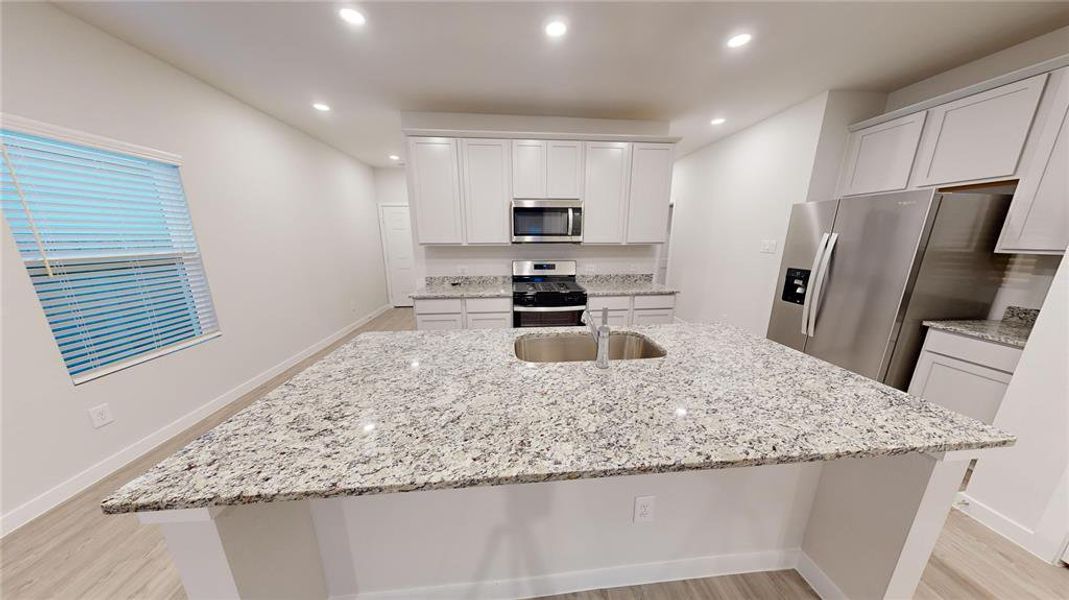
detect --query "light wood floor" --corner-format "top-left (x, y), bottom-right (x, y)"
top-left (2, 306), bottom-right (1067, 599)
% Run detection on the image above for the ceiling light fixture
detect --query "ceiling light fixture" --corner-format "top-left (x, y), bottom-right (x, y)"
top-left (710, 117), bottom-right (726, 125)
top-left (313, 102), bottom-right (331, 112)
top-left (338, 7), bottom-right (366, 26)
top-left (544, 19), bottom-right (567, 38)
top-left (726, 33), bottom-right (752, 48)
top-left (388, 154), bottom-right (400, 161)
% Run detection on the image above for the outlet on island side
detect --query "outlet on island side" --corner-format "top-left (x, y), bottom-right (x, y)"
top-left (633, 495), bottom-right (655, 523)
top-left (89, 403), bottom-right (114, 429)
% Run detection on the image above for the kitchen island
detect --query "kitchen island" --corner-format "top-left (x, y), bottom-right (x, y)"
top-left (103, 323), bottom-right (1013, 599)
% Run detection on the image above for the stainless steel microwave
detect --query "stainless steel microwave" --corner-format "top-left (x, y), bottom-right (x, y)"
top-left (511, 199), bottom-right (582, 243)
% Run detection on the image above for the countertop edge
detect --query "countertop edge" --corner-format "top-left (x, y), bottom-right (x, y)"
top-left (101, 436), bottom-right (1015, 515)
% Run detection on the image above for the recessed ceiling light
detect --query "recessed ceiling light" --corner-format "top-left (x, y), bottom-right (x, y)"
top-left (338, 7), bottom-right (366, 26)
top-left (388, 154), bottom-right (400, 161)
top-left (544, 20), bottom-right (567, 38)
top-left (726, 33), bottom-right (752, 48)
top-left (710, 117), bottom-right (726, 126)
top-left (312, 102), bottom-right (331, 112)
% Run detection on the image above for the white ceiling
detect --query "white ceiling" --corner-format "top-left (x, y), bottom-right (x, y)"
top-left (58, 2), bottom-right (1069, 167)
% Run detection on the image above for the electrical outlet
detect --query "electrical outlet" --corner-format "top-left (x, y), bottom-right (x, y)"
top-left (628, 262), bottom-right (639, 273)
top-left (767, 239), bottom-right (777, 253)
top-left (633, 495), bottom-right (656, 523)
top-left (458, 265), bottom-right (470, 275)
top-left (88, 403), bottom-right (114, 429)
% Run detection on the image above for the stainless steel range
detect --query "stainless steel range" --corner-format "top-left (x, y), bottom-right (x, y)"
top-left (512, 260), bottom-right (588, 328)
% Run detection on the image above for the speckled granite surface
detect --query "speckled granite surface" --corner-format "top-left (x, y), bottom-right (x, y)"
top-left (578, 274), bottom-right (679, 296)
top-left (924, 306), bottom-right (1038, 349)
top-left (410, 274), bottom-right (677, 299)
top-left (102, 323), bottom-right (1012, 514)
top-left (410, 276), bottom-right (511, 299)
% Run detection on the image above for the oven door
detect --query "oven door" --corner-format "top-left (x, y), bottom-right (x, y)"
top-left (512, 200), bottom-right (582, 243)
top-left (513, 305), bottom-right (586, 328)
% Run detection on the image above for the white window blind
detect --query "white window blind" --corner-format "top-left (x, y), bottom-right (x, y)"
top-left (1, 128), bottom-right (219, 383)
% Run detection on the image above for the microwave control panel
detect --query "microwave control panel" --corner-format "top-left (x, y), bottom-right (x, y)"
top-left (781, 268), bottom-right (810, 305)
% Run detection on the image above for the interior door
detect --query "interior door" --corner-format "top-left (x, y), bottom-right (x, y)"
top-left (766, 199), bottom-right (838, 351)
top-left (803, 190), bottom-right (937, 380)
top-left (378, 205), bottom-right (417, 307)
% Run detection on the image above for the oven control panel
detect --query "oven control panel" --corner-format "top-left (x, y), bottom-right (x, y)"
top-left (781, 268), bottom-right (810, 305)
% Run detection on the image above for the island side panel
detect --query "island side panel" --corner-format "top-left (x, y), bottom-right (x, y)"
top-left (308, 465), bottom-right (821, 598)
top-left (799, 453), bottom-right (970, 599)
top-left (141, 502), bottom-right (329, 600)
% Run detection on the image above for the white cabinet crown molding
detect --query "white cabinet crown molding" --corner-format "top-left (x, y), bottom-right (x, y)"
top-left (404, 129), bottom-right (680, 143)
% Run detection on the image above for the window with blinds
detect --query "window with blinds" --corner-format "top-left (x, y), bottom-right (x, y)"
top-left (1, 128), bottom-right (219, 383)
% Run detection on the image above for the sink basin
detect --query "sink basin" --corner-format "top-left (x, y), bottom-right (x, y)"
top-left (514, 332), bottom-right (666, 363)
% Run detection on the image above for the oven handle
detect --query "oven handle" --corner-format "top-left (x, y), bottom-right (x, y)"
top-left (513, 305), bottom-right (587, 313)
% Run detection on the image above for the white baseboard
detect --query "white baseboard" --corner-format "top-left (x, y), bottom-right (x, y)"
top-left (955, 493), bottom-right (1060, 563)
top-left (795, 551), bottom-right (847, 600)
top-left (0, 304), bottom-right (391, 537)
top-left (335, 548), bottom-right (800, 600)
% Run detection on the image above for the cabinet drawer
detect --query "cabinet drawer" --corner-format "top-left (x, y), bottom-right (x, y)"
top-left (465, 297), bottom-right (512, 313)
top-left (465, 312), bottom-right (512, 329)
top-left (588, 295), bottom-right (631, 310)
top-left (414, 298), bottom-right (463, 314)
top-left (633, 294), bottom-right (675, 310)
top-left (632, 308), bottom-right (674, 325)
top-left (416, 314), bottom-right (463, 330)
top-left (922, 329), bottom-right (1022, 373)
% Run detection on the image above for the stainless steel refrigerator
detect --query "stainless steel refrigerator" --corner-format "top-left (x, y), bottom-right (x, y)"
top-left (767, 189), bottom-right (1012, 390)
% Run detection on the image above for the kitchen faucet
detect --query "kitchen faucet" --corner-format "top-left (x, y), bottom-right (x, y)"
top-left (582, 307), bottom-right (610, 369)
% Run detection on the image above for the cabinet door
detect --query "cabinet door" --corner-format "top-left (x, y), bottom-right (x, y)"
top-left (583, 142), bottom-right (632, 243)
top-left (460, 139), bottom-right (510, 244)
top-left (408, 137), bottom-right (463, 244)
top-left (415, 314), bottom-right (463, 330)
top-left (604, 310), bottom-right (631, 327)
top-left (627, 143), bottom-right (674, 243)
top-left (512, 139), bottom-right (547, 198)
top-left (632, 308), bottom-right (674, 325)
top-left (546, 141), bottom-right (584, 198)
top-left (839, 113), bottom-right (926, 196)
top-left (997, 68), bottom-right (1069, 255)
top-left (465, 312), bottom-right (512, 329)
top-left (908, 348), bottom-right (1012, 424)
top-left (913, 73), bottom-right (1047, 186)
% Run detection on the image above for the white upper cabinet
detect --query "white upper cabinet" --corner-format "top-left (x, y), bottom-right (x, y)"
top-left (583, 142), bottom-right (632, 243)
top-left (912, 73), bottom-right (1047, 186)
top-left (838, 112), bottom-right (926, 196)
top-left (511, 139), bottom-right (547, 198)
top-left (997, 68), bottom-right (1069, 255)
top-left (460, 138), bottom-right (510, 245)
top-left (626, 143), bottom-right (674, 243)
top-left (512, 139), bottom-right (584, 199)
top-left (546, 141), bottom-right (584, 198)
top-left (407, 137), bottom-right (463, 244)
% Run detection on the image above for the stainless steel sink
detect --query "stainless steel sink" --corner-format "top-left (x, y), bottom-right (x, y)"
top-left (514, 332), bottom-right (666, 363)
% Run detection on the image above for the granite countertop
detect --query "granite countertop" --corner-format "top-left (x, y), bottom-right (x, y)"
top-left (102, 323), bottom-right (1012, 515)
top-left (410, 276), bottom-right (512, 299)
top-left (924, 306), bottom-right (1038, 350)
top-left (410, 275), bottom-right (678, 300)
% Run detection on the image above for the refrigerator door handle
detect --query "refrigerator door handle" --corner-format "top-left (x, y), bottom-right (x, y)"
top-left (808, 232), bottom-right (839, 337)
top-left (801, 232), bottom-right (831, 335)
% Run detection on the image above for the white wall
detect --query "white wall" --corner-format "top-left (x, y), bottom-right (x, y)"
top-left (0, 3), bottom-right (387, 534)
top-left (886, 25), bottom-right (1069, 111)
top-left (373, 167), bottom-right (409, 205)
top-left (667, 91), bottom-right (885, 332)
top-left (963, 258), bottom-right (1068, 562)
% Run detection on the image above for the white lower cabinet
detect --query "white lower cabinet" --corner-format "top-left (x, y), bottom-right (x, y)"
top-left (464, 297), bottom-right (512, 329)
top-left (587, 294), bottom-right (675, 326)
top-left (415, 313), bottom-right (464, 330)
top-left (907, 329), bottom-right (1022, 424)
top-left (415, 297), bottom-right (512, 330)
